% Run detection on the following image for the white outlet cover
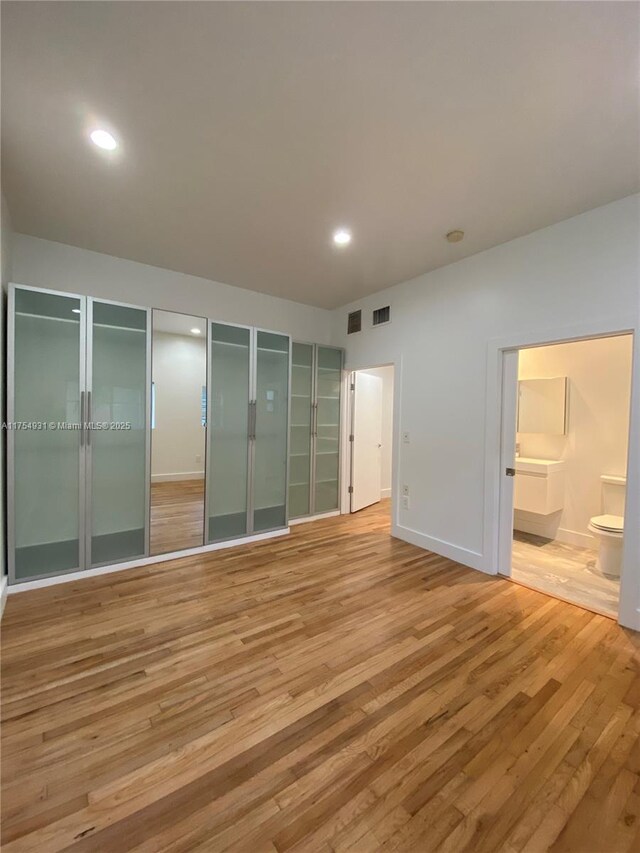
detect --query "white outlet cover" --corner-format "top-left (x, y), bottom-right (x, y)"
top-left (402, 431), bottom-right (410, 443)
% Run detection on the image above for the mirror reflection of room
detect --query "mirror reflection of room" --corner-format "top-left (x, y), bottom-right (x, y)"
top-left (150, 310), bottom-right (207, 555)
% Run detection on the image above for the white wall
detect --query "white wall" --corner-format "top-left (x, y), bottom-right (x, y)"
top-left (515, 335), bottom-right (633, 546)
top-left (359, 366), bottom-right (394, 496)
top-left (151, 332), bottom-right (207, 480)
top-left (11, 235), bottom-right (332, 343)
top-left (331, 195), bottom-right (640, 629)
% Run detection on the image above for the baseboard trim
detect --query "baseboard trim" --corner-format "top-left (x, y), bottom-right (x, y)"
top-left (392, 524), bottom-right (486, 573)
top-left (514, 517), bottom-right (595, 549)
top-left (289, 511), bottom-right (340, 526)
top-left (151, 472), bottom-right (205, 483)
top-left (0, 575), bottom-right (7, 619)
top-left (7, 528), bottom-right (290, 594)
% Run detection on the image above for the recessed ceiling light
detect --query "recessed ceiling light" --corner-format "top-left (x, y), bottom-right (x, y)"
top-left (90, 129), bottom-right (118, 151)
top-left (190, 328), bottom-right (201, 335)
top-left (333, 229), bottom-right (352, 246)
top-left (446, 230), bottom-right (464, 243)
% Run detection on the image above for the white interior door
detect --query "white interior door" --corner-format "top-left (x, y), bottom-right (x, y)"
top-left (351, 371), bottom-right (383, 512)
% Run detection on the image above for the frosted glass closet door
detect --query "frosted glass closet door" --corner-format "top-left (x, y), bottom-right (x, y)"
top-left (254, 331), bottom-right (290, 531)
top-left (12, 288), bottom-right (83, 580)
top-left (89, 301), bottom-right (149, 566)
top-left (288, 342), bottom-right (313, 518)
top-left (314, 346), bottom-right (342, 513)
top-left (207, 323), bottom-right (251, 541)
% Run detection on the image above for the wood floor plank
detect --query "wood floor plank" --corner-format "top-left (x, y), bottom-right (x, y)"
top-left (2, 500), bottom-right (639, 852)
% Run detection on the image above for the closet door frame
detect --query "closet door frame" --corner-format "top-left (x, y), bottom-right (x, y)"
top-left (250, 327), bottom-right (292, 533)
top-left (313, 345), bottom-right (344, 517)
top-left (288, 339), bottom-right (317, 520)
top-left (205, 319), bottom-right (254, 543)
top-left (85, 296), bottom-right (151, 568)
top-left (7, 283), bottom-right (88, 585)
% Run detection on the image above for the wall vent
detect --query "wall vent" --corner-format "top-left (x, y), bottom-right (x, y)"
top-left (347, 310), bottom-right (362, 334)
top-left (372, 305), bottom-right (391, 326)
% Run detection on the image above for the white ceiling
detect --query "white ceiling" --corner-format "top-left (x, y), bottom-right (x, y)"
top-left (2, 2), bottom-right (638, 310)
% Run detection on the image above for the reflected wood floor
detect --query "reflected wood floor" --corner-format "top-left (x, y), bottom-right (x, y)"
top-left (2, 501), bottom-right (640, 852)
top-left (149, 478), bottom-right (205, 555)
top-left (512, 531), bottom-right (620, 619)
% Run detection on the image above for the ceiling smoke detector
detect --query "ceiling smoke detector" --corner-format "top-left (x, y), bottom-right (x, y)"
top-left (446, 230), bottom-right (464, 243)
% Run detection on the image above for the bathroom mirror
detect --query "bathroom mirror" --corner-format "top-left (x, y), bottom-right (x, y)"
top-left (150, 310), bottom-right (207, 555)
top-left (517, 376), bottom-right (567, 435)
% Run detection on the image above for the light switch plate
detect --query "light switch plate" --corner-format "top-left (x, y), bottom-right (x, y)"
top-left (402, 431), bottom-right (410, 444)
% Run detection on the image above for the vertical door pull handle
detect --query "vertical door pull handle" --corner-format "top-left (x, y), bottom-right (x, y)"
top-left (86, 391), bottom-right (92, 446)
top-left (80, 391), bottom-right (85, 446)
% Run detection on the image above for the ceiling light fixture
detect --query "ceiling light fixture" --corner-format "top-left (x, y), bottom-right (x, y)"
top-left (333, 229), bottom-right (352, 246)
top-left (90, 129), bottom-right (118, 151)
top-left (446, 230), bottom-right (464, 243)
top-left (190, 328), bottom-right (201, 335)
top-left (72, 308), bottom-right (81, 314)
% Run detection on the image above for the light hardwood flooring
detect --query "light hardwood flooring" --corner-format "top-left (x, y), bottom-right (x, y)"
top-left (512, 531), bottom-right (620, 619)
top-left (149, 479), bottom-right (205, 555)
top-left (2, 501), bottom-right (640, 852)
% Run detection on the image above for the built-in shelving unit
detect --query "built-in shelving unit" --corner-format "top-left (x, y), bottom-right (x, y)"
top-left (288, 342), bottom-right (343, 519)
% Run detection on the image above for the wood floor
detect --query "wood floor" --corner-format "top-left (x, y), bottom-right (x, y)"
top-left (512, 531), bottom-right (620, 619)
top-left (2, 501), bottom-right (640, 852)
top-left (150, 479), bottom-right (205, 555)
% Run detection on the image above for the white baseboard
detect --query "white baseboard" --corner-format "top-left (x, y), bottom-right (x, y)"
top-left (381, 488), bottom-right (392, 499)
top-left (514, 514), bottom-right (595, 549)
top-left (0, 575), bottom-right (7, 619)
top-left (289, 510), bottom-right (340, 526)
top-left (7, 528), bottom-right (290, 594)
top-left (392, 523), bottom-right (487, 573)
top-left (151, 472), bottom-right (205, 483)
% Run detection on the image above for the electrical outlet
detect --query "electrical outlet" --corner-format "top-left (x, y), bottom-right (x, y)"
top-left (402, 431), bottom-right (410, 444)
top-left (402, 484), bottom-right (409, 496)
top-left (402, 495), bottom-right (410, 510)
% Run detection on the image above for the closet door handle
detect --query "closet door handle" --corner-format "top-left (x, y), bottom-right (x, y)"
top-left (86, 391), bottom-right (92, 446)
top-left (80, 391), bottom-right (85, 447)
top-left (313, 402), bottom-right (318, 437)
top-left (249, 400), bottom-right (257, 441)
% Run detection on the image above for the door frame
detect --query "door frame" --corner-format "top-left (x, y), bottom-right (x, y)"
top-left (344, 363), bottom-right (395, 514)
top-left (492, 318), bottom-right (638, 628)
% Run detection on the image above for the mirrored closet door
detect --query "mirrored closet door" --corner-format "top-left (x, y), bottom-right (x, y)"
top-left (150, 310), bottom-right (207, 555)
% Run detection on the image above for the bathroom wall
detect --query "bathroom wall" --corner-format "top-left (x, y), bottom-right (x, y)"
top-left (516, 334), bottom-right (633, 546)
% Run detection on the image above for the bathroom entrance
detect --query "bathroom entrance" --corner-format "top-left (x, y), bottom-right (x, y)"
top-left (498, 333), bottom-right (633, 618)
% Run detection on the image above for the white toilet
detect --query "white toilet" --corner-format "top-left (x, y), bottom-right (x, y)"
top-left (589, 476), bottom-right (626, 578)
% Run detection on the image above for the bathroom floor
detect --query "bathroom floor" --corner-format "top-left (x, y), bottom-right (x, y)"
top-left (510, 531), bottom-right (620, 618)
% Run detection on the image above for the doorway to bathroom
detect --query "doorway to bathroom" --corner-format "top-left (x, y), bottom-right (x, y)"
top-left (498, 333), bottom-right (633, 618)
top-left (347, 365), bottom-right (395, 516)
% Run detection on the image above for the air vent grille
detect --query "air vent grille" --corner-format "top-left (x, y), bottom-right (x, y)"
top-left (372, 306), bottom-right (390, 326)
top-left (347, 310), bottom-right (362, 334)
